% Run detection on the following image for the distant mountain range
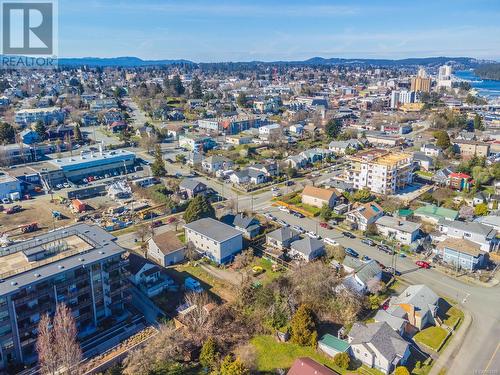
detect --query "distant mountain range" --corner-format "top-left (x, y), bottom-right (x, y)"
top-left (53, 56), bottom-right (495, 68)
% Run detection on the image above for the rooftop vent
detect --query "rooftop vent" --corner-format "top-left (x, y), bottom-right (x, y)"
top-left (11, 281), bottom-right (17, 286)
top-left (58, 265), bottom-right (64, 269)
top-left (34, 273), bottom-right (41, 278)
top-left (78, 257), bottom-right (84, 262)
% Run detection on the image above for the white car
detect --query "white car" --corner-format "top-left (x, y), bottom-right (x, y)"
top-left (63, 183), bottom-right (70, 188)
top-left (1, 198), bottom-right (10, 204)
top-left (272, 191), bottom-right (282, 197)
top-left (276, 219), bottom-right (289, 227)
top-left (307, 231), bottom-right (320, 239)
top-left (279, 207), bottom-right (290, 213)
top-left (271, 186), bottom-right (280, 192)
top-left (292, 225), bottom-right (305, 234)
top-left (323, 237), bottom-right (339, 246)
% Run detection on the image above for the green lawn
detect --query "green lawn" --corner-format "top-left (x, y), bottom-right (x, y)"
top-left (443, 306), bottom-right (464, 328)
top-left (414, 326), bottom-right (449, 351)
top-left (250, 335), bottom-right (383, 375)
top-left (251, 335), bottom-right (342, 373)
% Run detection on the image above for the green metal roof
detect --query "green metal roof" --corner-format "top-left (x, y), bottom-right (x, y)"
top-left (414, 204), bottom-right (458, 221)
top-left (318, 334), bottom-right (350, 352)
top-left (398, 209), bottom-right (414, 217)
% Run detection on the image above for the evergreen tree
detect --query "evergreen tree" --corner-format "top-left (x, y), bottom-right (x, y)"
top-left (199, 337), bottom-right (218, 370)
top-left (0, 122), bottom-right (16, 144)
top-left (237, 92), bottom-right (248, 108)
top-left (191, 76), bottom-right (203, 99)
top-left (151, 144), bottom-right (167, 177)
top-left (183, 195), bottom-right (216, 223)
top-left (34, 120), bottom-right (47, 141)
top-left (433, 130), bottom-right (451, 149)
top-left (290, 304), bottom-right (317, 347)
top-left (320, 204), bottom-right (332, 221)
top-left (171, 75), bottom-right (185, 96)
top-left (326, 118), bottom-right (342, 139)
top-left (219, 356), bottom-right (249, 375)
top-left (473, 114), bottom-right (484, 130)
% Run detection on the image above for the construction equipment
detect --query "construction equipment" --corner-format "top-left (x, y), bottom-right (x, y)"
top-left (52, 210), bottom-right (63, 220)
top-left (0, 222), bottom-right (39, 239)
top-left (137, 203), bottom-right (167, 220)
top-left (5, 205), bottom-right (22, 215)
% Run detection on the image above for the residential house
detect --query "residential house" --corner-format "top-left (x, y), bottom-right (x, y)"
top-left (390, 284), bottom-right (440, 330)
top-left (46, 124), bottom-right (74, 141)
top-left (285, 154), bottom-right (308, 169)
top-left (473, 191), bottom-right (488, 206)
top-left (135, 125), bottom-right (154, 138)
top-left (288, 124), bottom-right (304, 135)
top-left (266, 227), bottom-right (301, 250)
top-left (328, 139), bottom-right (362, 155)
top-left (300, 148), bottom-right (332, 164)
top-left (348, 321), bottom-right (410, 375)
top-left (301, 185), bottom-right (339, 209)
top-left (436, 237), bottom-right (487, 271)
top-left (258, 123), bottom-right (282, 140)
top-left (420, 143), bottom-right (442, 157)
top-left (364, 131), bottom-right (404, 147)
top-left (202, 155), bottom-right (233, 173)
top-left (127, 253), bottom-right (174, 297)
top-left (433, 167), bottom-right (455, 186)
top-left (179, 178), bottom-right (208, 199)
top-left (163, 123), bottom-right (185, 139)
top-left (448, 172), bottom-right (472, 191)
top-left (375, 216), bottom-right (421, 245)
top-left (19, 129), bottom-right (39, 145)
top-left (476, 215), bottom-right (500, 231)
top-left (318, 334), bottom-right (351, 358)
top-left (184, 218), bottom-right (243, 264)
top-left (414, 204), bottom-right (458, 224)
top-left (341, 259), bottom-right (383, 294)
top-left (289, 237), bottom-right (325, 261)
top-left (438, 220), bottom-right (498, 252)
top-left (413, 152), bottom-right (434, 171)
top-left (230, 168), bottom-right (266, 185)
top-left (82, 112), bottom-right (99, 126)
top-left (108, 121), bottom-right (128, 133)
top-left (222, 213), bottom-right (261, 239)
top-left (225, 134), bottom-right (254, 145)
top-left (148, 231), bottom-right (186, 266)
top-left (103, 110), bottom-right (124, 125)
top-left (287, 357), bottom-right (340, 375)
top-left (346, 202), bottom-right (384, 231)
top-left (373, 310), bottom-right (408, 337)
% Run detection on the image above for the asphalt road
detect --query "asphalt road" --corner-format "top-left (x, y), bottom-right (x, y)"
top-left (259, 206), bottom-right (500, 375)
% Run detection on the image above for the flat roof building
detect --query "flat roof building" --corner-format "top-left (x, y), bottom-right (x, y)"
top-left (0, 224), bottom-right (129, 369)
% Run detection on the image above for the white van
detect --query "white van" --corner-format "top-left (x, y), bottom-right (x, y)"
top-left (323, 237), bottom-right (339, 246)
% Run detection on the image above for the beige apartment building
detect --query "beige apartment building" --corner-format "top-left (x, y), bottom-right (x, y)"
top-left (348, 149), bottom-right (413, 195)
top-left (453, 140), bottom-right (490, 159)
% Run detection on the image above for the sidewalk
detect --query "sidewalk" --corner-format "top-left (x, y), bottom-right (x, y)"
top-left (428, 311), bottom-right (472, 375)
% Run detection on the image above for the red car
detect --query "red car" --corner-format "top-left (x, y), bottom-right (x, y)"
top-left (166, 217), bottom-right (176, 224)
top-left (320, 222), bottom-right (331, 229)
top-left (416, 261), bottom-right (431, 269)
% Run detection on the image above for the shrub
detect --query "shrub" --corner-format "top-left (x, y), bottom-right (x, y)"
top-left (333, 352), bottom-right (350, 370)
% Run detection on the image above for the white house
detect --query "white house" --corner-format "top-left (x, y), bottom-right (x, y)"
top-left (148, 231), bottom-right (186, 267)
top-left (348, 321), bottom-right (410, 375)
top-left (202, 155), bottom-right (234, 173)
top-left (328, 139), bottom-right (362, 154)
top-left (289, 237), bottom-right (325, 261)
top-left (184, 218), bottom-right (243, 264)
top-left (375, 216), bottom-right (421, 245)
top-left (438, 220), bottom-right (498, 252)
top-left (420, 143), bottom-right (442, 157)
top-left (346, 202), bottom-right (384, 231)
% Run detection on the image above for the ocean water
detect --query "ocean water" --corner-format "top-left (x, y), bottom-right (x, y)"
top-left (454, 70), bottom-right (500, 99)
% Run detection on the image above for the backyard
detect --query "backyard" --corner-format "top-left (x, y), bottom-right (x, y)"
top-left (251, 335), bottom-right (384, 375)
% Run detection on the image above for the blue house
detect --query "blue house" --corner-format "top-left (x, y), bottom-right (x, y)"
top-left (437, 237), bottom-right (487, 271)
top-left (20, 129), bottom-right (39, 145)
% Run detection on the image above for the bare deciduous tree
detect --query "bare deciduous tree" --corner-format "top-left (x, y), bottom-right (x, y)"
top-left (181, 292), bottom-right (213, 332)
top-left (36, 303), bottom-right (82, 375)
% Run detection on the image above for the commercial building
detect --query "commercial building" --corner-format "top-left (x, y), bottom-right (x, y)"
top-left (184, 218), bottom-right (243, 264)
top-left (0, 224), bottom-right (129, 368)
top-left (46, 149), bottom-right (136, 184)
top-left (348, 149), bottom-right (413, 194)
top-left (0, 172), bottom-right (22, 200)
top-left (453, 140), bottom-right (490, 159)
top-left (15, 107), bottom-right (66, 126)
top-left (410, 68), bottom-right (431, 93)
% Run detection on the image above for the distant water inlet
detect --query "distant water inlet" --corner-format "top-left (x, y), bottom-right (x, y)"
top-left (454, 70), bottom-right (500, 99)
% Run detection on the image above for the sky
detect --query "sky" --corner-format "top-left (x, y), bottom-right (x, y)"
top-left (59, 0), bottom-right (500, 62)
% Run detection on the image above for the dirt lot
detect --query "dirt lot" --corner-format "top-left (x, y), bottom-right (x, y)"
top-left (0, 195), bottom-right (76, 239)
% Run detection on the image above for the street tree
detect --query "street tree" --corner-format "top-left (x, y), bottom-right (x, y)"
top-left (151, 144), bottom-right (167, 177)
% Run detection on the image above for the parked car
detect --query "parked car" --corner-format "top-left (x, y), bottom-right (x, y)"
top-left (285, 180), bottom-right (294, 186)
top-left (361, 255), bottom-right (372, 262)
top-left (323, 237), bottom-right (338, 246)
top-left (306, 231), bottom-right (320, 239)
top-left (342, 231), bottom-right (355, 238)
top-left (271, 186), bottom-right (280, 192)
top-left (361, 239), bottom-right (375, 246)
top-left (377, 244), bottom-right (392, 253)
top-left (272, 191), bottom-right (282, 197)
top-left (276, 219), bottom-right (289, 227)
top-left (320, 222), bottom-right (331, 229)
top-left (1, 198), bottom-right (10, 204)
top-left (279, 207), bottom-right (290, 213)
top-left (151, 220), bottom-right (163, 228)
top-left (345, 248), bottom-right (359, 258)
top-left (416, 260), bottom-right (431, 269)
top-left (292, 225), bottom-right (305, 234)
top-left (292, 211), bottom-right (304, 218)
top-left (166, 216), bottom-right (176, 224)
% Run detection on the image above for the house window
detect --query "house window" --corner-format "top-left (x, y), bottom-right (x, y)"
top-left (464, 232), bottom-right (471, 238)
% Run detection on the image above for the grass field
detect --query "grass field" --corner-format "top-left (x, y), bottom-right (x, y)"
top-left (250, 335), bottom-right (384, 375)
top-left (443, 306), bottom-right (464, 328)
top-left (414, 326), bottom-right (449, 351)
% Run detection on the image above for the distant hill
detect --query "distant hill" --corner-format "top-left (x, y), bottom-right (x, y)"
top-left (474, 63), bottom-right (500, 81)
top-left (54, 55), bottom-right (494, 68)
top-left (59, 56), bottom-right (194, 67)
